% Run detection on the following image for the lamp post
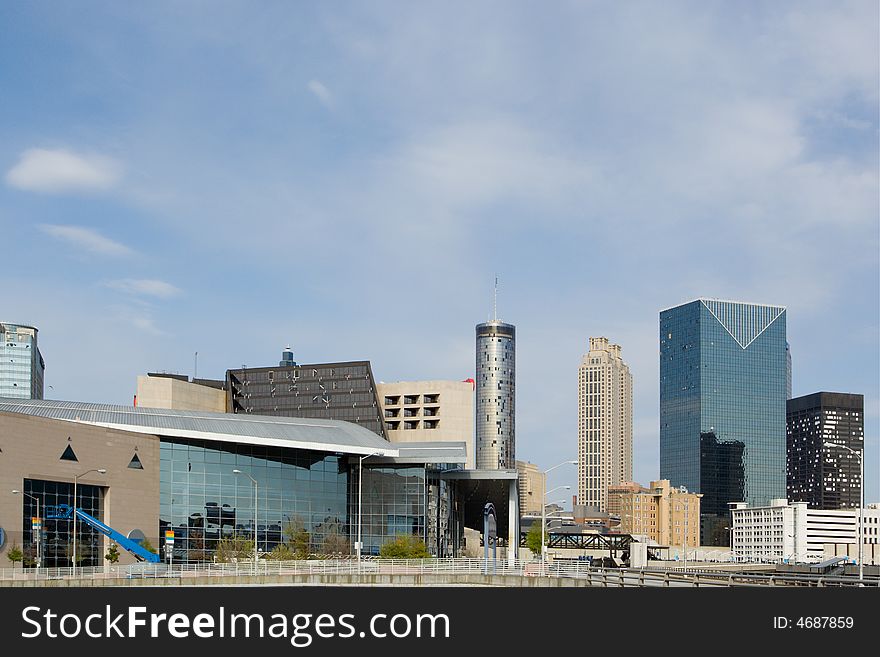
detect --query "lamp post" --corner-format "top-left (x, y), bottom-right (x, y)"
top-left (680, 490), bottom-right (689, 572)
top-left (232, 470), bottom-right (258, 571)
top-left (542, 485), bottom-right (571, 575)
top-left (72, 468), bottom-right (106, 577)
top-left (11, 490), bottom-right (41, 572)
top-left (357, 452), bottom-right (383, 567)
top-left (544, 508), bottom-right (569, 532)
top-left (824, 442), bottom-right (864, 582)
top-left (541, 460), bottom-right (576, 575)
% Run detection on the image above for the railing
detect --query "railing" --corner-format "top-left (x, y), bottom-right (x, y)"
top-left (0, 559), bottom-right (876, 587)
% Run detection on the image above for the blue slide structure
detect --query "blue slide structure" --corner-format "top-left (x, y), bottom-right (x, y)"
top-left (44, 504), bottom-right (162, 564)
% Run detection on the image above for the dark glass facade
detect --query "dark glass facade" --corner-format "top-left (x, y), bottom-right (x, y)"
top-left (22, 479), bottom-right (102, 568)
top-left (660, 300), bottom-right (787, 545)
top-left (787, 392), bottom-right (864, 510)
top-left (159, 438), bottom-right (349, 562)
top-left (227, 361), bottom-right (387, 438)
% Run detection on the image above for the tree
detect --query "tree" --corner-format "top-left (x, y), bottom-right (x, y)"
top-left (22, 545), bottom-right (37, 569)
top-left (266, 543), bottom-right (297, 561)
top-left (213, 536), bottom-right (255, 563)
top-left (281, 517), bottom-right (311, 559)
top-left (105, 543), bottom-right (120, 564)
top-left (379, 535), bottom-right (431, 559)
top-left (320, 531), bottom-right (350, 556)
top-left (140, 538), bottom-right (158, 555)
top-left (290, 527), bottom-right (311, 559)
top-left (525, 523), bottom-right (544, 556)
top-left (6, 544), bottom-right (23, 569)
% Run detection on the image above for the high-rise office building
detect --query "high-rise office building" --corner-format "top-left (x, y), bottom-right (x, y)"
top-left (787, 392), bottom-right (864, 510)
top-left (577, 337), bottom-right (633, 512)
top-left (0, 322), bottom-right (44, 399)
top-left (660, 299), bottom-right (787, 545)
top-left (475, 319), bottom-right (515, 469)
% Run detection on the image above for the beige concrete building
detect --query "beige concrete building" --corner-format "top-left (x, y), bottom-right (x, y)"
top-left (0, 410), bottom-right (160, 566)
top-left (135, 374), bottom-right (226, 412)
top-left (619, 479), bottom-right (701, 549)
top-left (578, 337), bottom-right (632, 512)
top-left (516, 460), bottom-right (543, 516)
top-left (607, 481), bottom-right (648, 518)
top-left (377, 380), bottom-right (474, 468)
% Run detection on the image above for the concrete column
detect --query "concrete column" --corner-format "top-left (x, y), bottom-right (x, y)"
top-left (508, 479), bottom-right (519, 561)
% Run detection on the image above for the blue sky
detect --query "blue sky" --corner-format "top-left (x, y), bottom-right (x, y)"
top-left (1, 1), bottom-right (877, 501)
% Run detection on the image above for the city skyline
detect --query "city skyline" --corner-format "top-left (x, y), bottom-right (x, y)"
top-left (0, 2), bottom-right (877, 502)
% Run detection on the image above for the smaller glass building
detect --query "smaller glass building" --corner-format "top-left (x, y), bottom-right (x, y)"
top-left (0, 322), bottom-right (44, 400)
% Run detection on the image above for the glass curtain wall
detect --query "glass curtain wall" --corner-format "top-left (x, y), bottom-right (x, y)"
top-left (351, 465), bottom-right (426, 556)
top-left (159, 438), bottom-right (349, 563)
top-left (22, 479), bottom-right (102, 568)
top-left (351, 464), bottom-right (461, 557)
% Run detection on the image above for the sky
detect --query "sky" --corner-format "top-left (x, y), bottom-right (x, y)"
top-left (1, 1), bottom-right (877, 502)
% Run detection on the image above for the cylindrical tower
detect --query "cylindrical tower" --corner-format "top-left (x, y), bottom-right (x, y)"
top-left (475, 320), bottom-right (516, 469)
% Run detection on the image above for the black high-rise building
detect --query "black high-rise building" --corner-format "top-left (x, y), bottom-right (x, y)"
top-left (787, 392), bottom-right (863, 510)
top-left (226, 359), bottom-right (387, 439)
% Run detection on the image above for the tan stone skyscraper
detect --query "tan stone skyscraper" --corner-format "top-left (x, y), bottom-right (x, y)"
top-left (578, 337), bottom-right (633, 512)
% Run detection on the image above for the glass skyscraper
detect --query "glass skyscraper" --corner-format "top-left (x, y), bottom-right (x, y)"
top-left (660, 299), bottom-right (787, 545)
top-left (475, 320), bottom-right (516, 470)
top-left (0, 322), bottom-right (44, 399)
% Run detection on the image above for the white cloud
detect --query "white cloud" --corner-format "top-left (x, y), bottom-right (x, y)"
top-left (307, 80), bottom-right (334, 109)
top-left (105, 279), bottom-right (182, 299)
top-left (6, 148), bottom-right (122, 193)
top-left (38, 224), bottom-right (132, 257)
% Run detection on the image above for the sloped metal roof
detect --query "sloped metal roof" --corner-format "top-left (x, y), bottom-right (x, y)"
top-left (351, 441), bottom-right (467, 465)
top-left (0, 398), bottom-right (397, 457)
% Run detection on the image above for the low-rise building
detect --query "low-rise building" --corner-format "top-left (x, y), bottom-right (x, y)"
top-left (607, 481), bottom-right (648, 517)
top-left (618, 479), bottom-right (701, 549)
top-left (731, 499), bottom-right (880, 563)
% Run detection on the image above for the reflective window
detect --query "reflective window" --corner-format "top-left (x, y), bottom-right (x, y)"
top-left (159, 438), bottom-right (348, 562)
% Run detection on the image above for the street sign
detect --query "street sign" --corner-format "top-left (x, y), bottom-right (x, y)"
top-left (165, 530), bottom-right (175, 545)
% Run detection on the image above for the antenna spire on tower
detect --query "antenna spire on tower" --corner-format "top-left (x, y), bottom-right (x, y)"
top-left (493, 274), bottom-right (498, 321)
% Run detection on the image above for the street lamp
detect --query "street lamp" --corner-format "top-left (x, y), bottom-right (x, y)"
top-left (679, 489), bottom-right (690, 572)
top-left (542, 485), bottom-right (572, 574)
top-left (357, 452), bottom-right (383, 566)
top-left (11, 490), bottom-right (41, 572)
top-left (72, 468), bottom-right (106, 577)
top-left (541, 460), bottom-right (577, 575)
top-left (232, 469), bottom-right (258, 571)
top-left (824, 442), bottom-right (864, 582)
top-left (544, 508), bottom-right (569, 531)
